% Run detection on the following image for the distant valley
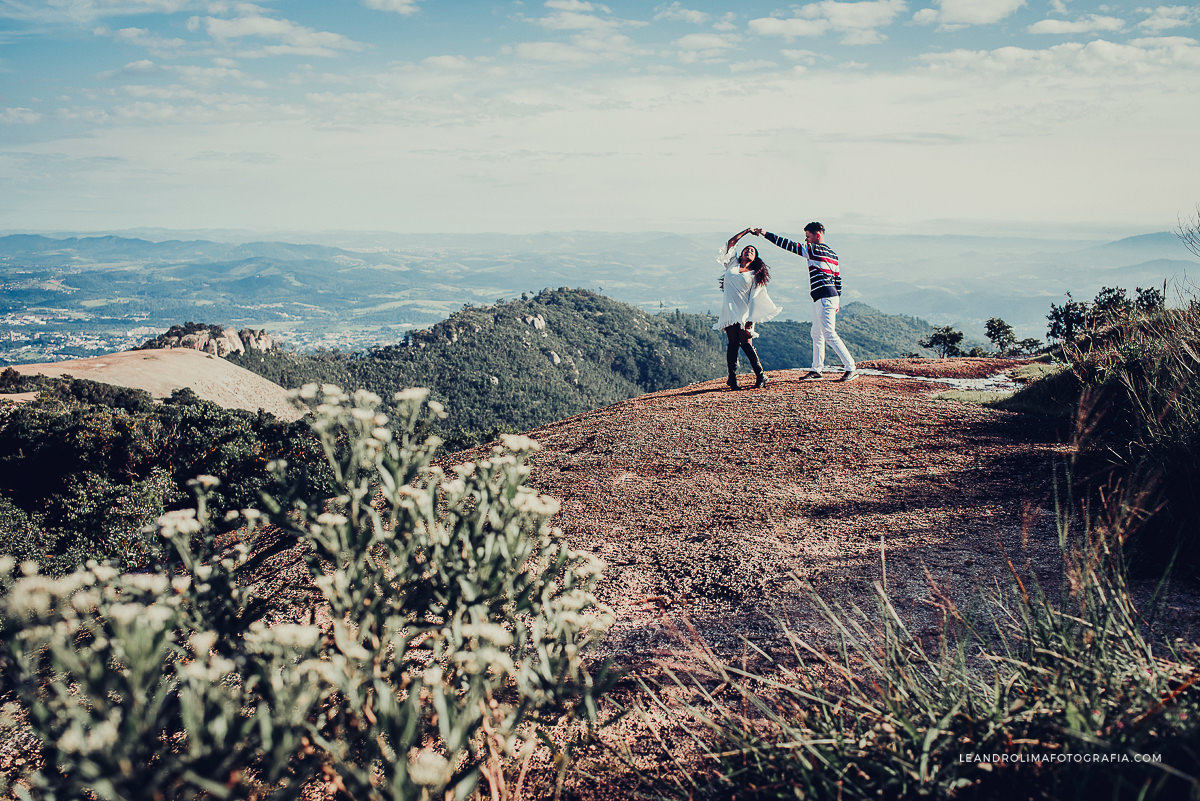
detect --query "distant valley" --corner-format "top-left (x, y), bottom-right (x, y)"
top-left (1, 229), bottom-right (1193, 364)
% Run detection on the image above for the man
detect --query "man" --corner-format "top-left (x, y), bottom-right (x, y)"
top-left (752, 222), bottom-right (857, 381)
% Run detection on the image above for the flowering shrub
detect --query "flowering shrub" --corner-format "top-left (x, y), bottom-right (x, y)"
top-left (0, 385), bottom-right (614, 800)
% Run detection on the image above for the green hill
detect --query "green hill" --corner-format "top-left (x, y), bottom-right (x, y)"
top-left (227, 289), bottom-right (935, 438)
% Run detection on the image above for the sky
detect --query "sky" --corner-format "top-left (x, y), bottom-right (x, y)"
top-left (1, 0), bottom-right (1198, 238)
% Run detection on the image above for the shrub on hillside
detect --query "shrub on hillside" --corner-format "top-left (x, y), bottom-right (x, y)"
top-left (0, 385), bottom-right (615, 800)
top-left (0, 381), bottom-right (334, 576)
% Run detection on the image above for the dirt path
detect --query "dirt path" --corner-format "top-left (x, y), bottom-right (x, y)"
top-left (516, 361), bottom-right (1067, 661)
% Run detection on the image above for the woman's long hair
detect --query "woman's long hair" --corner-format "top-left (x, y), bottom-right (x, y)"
top-left (719, 246), bottom-right (771, 289)
top-left (745, 247), bottom-right (770, 287)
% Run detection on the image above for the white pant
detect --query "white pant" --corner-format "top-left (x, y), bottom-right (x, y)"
top-left (811, 296), bottom-right (855, 372)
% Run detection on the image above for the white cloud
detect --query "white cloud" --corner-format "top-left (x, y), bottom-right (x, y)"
top-left (105, 58), bottom-right (165, 77)
top-left (654, 2), bottom-right (709, 24)
top-left (0, 0), bottom-right (191, 24)
top-left (362, 0), bottom-right (420, 14)
top-left (673, 33), bottom-right (737, 51)
top-left (0, 107), bottom-right (42, 124)
top-left (1137, 5), bottom-right (1200, 33)
top-left (712, 12), bottom-right (738, 32)
top-left (545, 0), bottom-right (608, 10)
top-left (191, 13), bottom-right (366, 57)
top-left (750, 0), bottom-right (907, 45)
top-left (914, 0), bottom-right (1025, 28)
top-left (729, 59), bottom-right (777, 72)
top-left (107, 26), bottom-right (191, 56)
top-left (918, 36), bottom-right (1200, 74)
top-left (421, 55), bottom-right (473, 70)
top-left (781, 48), bottom-right (821, 64)
top-left (672, 32), bottom-right (740, 63)
top-left (1028, 15), bottom-right (1125, 34)
top-left (513, 41), bottom-right (605, 63)
top-left (749, 17), bottom-right (829, 38)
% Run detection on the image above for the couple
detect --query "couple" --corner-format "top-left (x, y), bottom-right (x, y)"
top-left (715, 222), bottom-right (858, 390)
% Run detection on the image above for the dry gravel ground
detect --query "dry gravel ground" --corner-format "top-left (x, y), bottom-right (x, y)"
top-left (516, 360), bottom-right (1067, 663)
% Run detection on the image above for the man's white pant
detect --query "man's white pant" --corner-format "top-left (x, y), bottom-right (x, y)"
top-left (811, 296), bottom-right (855, 372)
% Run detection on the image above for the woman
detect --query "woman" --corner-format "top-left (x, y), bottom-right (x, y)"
top-left (714, 228), bottom-right (782, 389)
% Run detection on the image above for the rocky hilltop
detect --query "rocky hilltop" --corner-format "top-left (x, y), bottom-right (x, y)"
top-left (139, 322), bottom-right (276, 357)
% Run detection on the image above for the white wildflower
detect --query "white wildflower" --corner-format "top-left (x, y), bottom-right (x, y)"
top-left (500, 434), bottom-right (540, 453)
top-left (19, 560), bottom-right (39, 578)
top-left (124, 574), bottom-right (169, 595)
top-left (461, 621), bottom-right (514, 648)
top-left (0, 556), bottom-right (13, 577)
top-left (352, 389), bottom-right (381, 406)
top-left (157, 509), bottom-right (201, 537)
top-left (91, 564), bottom-right (120, 582)
top-left (190, 631), bottom-right (218, 655)
top-left (171, 575), bottom-right (191, 594)
top-left (108, 602), bottom-right (145, 625)
top-left (408, 750), bottom-right (451, 787)
top-left (372, 426), bottom-right (393, 442)
top-left (512, 490), bottom-right (560, 517)
top-left (350, 407), bottom-right (375, 422)
top-left (394, 388), bottom-right (429, 403)
top-left (248, 623), bottom-right (320, 650)
top-left (190, 474), bottom-right (220, 490)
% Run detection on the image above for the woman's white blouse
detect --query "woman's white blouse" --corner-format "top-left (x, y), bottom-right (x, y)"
top-left (712, 247), bottom-right (782, 336)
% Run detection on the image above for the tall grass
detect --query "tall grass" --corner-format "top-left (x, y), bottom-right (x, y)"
top-left (1059, 300), bottom-right (1200, 578)
top-left (643, 508), bottom-right (1200, 800)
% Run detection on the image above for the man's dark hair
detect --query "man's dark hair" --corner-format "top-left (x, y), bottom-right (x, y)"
top-left (804, 221), bottom-right (825, 233)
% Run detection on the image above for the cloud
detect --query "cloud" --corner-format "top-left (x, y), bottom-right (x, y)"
top-left (672, 32), bottom-right (740, 63)
top-left (712, 12), bottom-right (738, 31)
top-left (421, 55), bottom-right (474, 70)
top-left (654, 2), bottom-right (709, 24)
top-left (1028, 15), bottom-right (1125, 34)
top-left (512, 41), bottom-right (606, 63)
top-left (190, 12), bottom-right (366, 57)
top-left (750, 0), bottom-right (907, 45)
top-left (0, 0), bottom-right (191, 24)
top-left (0, 107), bottom-right (42, 124)
top-left (106, 26), bottom-right (191, 57)
top-left (917, 36), bottom-right (1200, 75)
top-left (362, 0), bottom-right (420, 14)
top-left (103, 58), bottom-right (165, 77)
top-left (729, 59), bottom-right (777, 72)
top-left (1137, 5), bottom-right (1200, 34)
top-left (913, 0), bottom-right (1025, 28)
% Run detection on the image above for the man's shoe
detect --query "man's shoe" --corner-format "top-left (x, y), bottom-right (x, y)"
top-left (754, 372), bottom-right (769, 389)
top-left (726, 374), bottom-right (739, 390)
top-left (838, 370), bottom-right (859, 382)
top-left (801, 371), bottom-right (823, 380)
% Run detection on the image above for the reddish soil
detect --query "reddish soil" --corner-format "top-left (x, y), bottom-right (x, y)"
top-left (513, 363), bottom-right (1066, 664)
top-left (861, 356), bottom-right (1030, 379)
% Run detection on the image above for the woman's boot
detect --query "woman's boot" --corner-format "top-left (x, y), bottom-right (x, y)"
top-left (741, 340), bottom-right (768, 388)
top-left (726, 338), bottom-right (740, 389)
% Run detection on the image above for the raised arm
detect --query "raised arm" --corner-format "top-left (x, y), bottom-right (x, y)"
top-left (726, 227), bottom-right (755, 251)
top-left (758, 229), bottom-right (805, 256)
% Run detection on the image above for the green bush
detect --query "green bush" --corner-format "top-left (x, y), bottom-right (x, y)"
top-left (1, 385), bottom-right (615, 800)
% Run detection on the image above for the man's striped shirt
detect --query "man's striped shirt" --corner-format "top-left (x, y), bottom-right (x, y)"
top-left (763, 232), bottom-right (841, 301)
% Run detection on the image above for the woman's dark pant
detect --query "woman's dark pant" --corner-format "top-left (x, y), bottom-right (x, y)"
top-left (724, 324), bottom-right (763, 375)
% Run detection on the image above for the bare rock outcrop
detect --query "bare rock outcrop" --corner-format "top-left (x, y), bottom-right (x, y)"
top-left (140, 323), bottom-right (275, 357)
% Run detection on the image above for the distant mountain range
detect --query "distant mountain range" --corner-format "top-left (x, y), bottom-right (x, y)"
top-left (1, 229), bottom-right (1193, 363)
